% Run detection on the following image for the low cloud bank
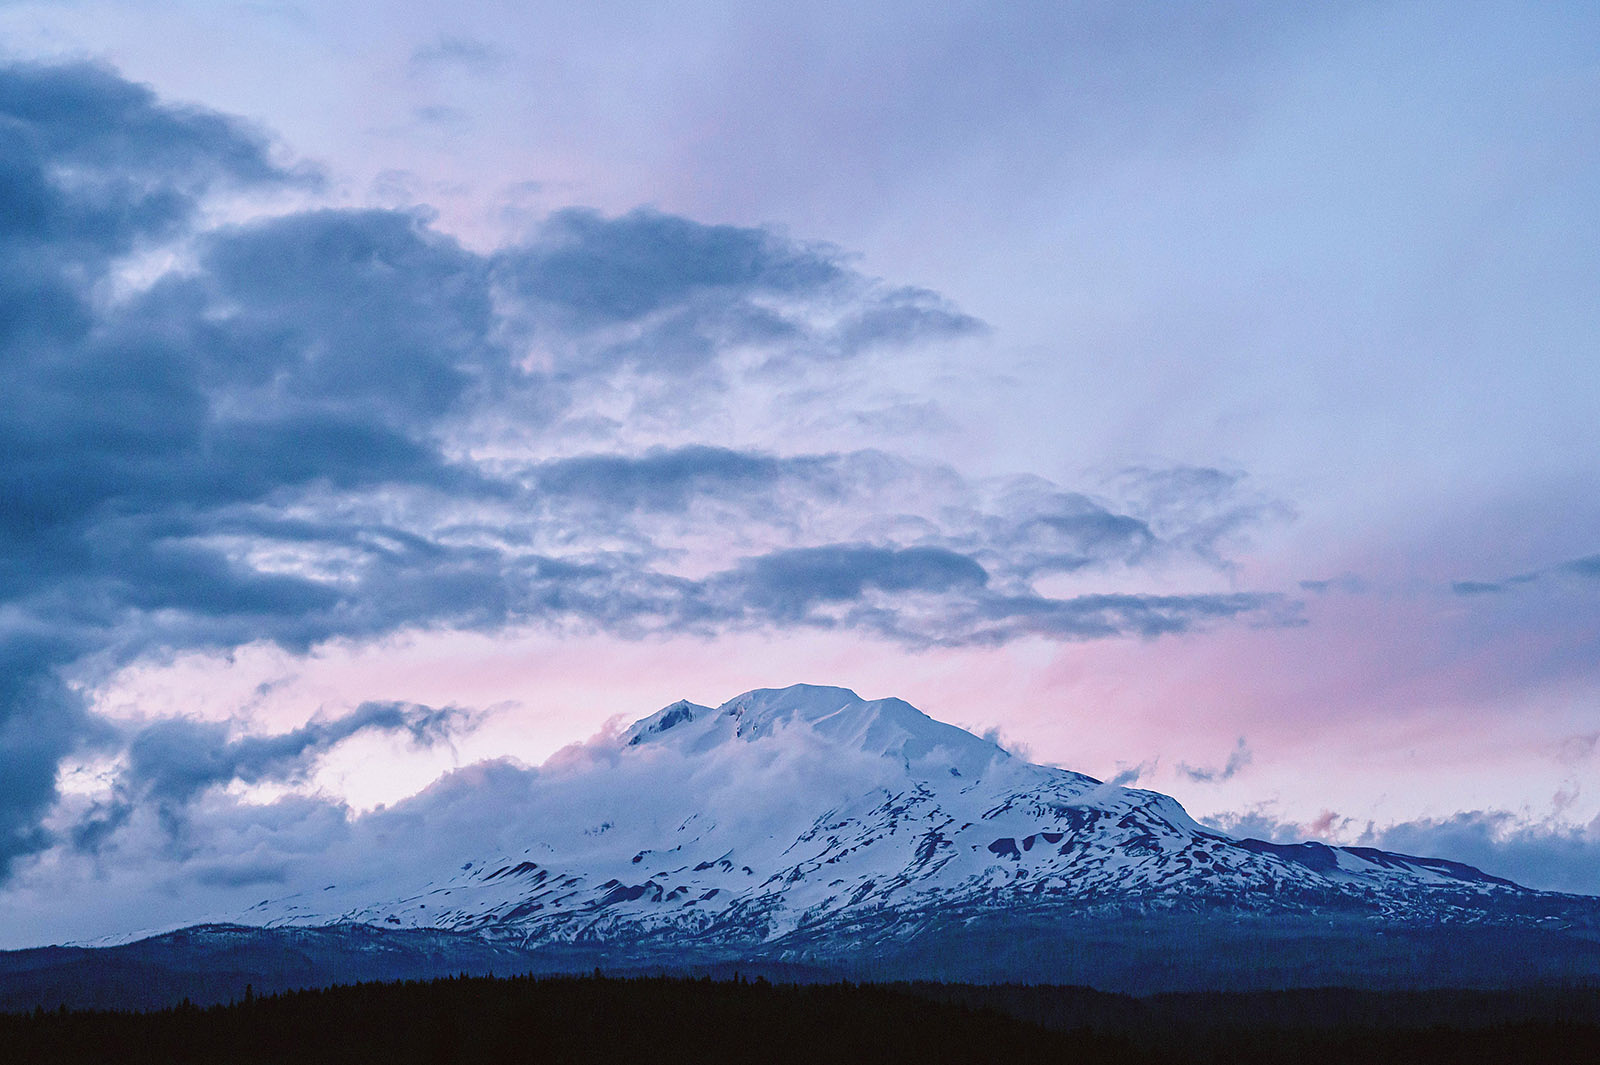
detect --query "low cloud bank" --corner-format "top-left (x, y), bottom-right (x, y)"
top-left (1205, 807), bottom-right (1600, 896)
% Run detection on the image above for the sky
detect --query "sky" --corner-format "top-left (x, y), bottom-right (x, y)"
top-left (0, 0), bottom-right (1596, 946)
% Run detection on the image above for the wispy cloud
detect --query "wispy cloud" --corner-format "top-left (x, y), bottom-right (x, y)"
top-left (1107, 758), bottom-right (1158, 787)
top-left (1177, 738), bottom-right (1252, 783)
top-left (407, 36), bottom-right (508, 76)
top-left (1450, 553), bottom-right (1600, 596)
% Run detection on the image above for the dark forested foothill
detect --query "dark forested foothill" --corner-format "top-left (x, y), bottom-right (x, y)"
top-left (3, 974), bottom-right (1600, 1065)
top-left (0, 975), bottom-right (1098, 1065)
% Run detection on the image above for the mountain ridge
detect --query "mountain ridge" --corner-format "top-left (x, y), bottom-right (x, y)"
top-left (232, 684), bottom-right (1589, 953)
top-left (4, 684), bottom-right (1598, 1002)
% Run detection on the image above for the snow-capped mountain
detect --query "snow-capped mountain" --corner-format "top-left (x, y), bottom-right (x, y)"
top-left (236, 684), bottom-right (1579, 959)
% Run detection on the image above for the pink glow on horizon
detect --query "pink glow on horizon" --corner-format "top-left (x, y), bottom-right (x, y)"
top-left (87, 595), bottom-right (1599, 834)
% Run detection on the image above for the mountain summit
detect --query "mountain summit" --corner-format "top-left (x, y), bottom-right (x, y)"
top-left (621, 685), bottom-right (1013, 780)
top-left (238, 684), bottom-right (1572, 962)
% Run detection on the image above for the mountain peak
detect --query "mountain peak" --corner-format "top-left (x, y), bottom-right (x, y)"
top-left (622, 698), bottom-right (713, 747)
top-left (623, 683), bottom-right (1012, 780)
top-left (220, 682), bottom-right (1586, 977)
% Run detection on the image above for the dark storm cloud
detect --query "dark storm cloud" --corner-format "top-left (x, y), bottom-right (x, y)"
top-left (0, 660), bottom-right (94, 871)
top-left (0, 59), bottom-right (303, 872)
top-left (190, 207), bottom-right (503, 419)
top-left (0, 65), bottom-right (540, 869)
top-left (0, 60), bottom-right (297, 256)
top-left (0, 60), bottom-right (1292, 878)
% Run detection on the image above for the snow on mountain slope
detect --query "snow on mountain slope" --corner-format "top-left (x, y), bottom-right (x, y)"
top-left (239, 685), bottom-right (1544, 951)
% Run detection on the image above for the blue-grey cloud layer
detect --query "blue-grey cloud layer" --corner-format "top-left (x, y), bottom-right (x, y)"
top-left (123, 701), bottom-right (472, 807)
top-left (1452, 554), bottom-right (1600, 597)
top-left (1206, 807), bottom-right (1600, 896)
top-left (0, 60), bottom-right (301, 875)
top-left (0, 61), bottom-right (1286, 879)
top-left (71, 701), bottom-right (473, 856)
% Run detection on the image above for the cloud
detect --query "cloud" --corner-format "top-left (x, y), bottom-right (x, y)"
top-left (528, 446), bottom-right (837, 513)
top-left (731, 544), bottom-right (989, 620)
top-left (494, 207), bottom-right (982, 374)
top-left (1203, 807), bottom-right (1306, 844)
top-left (1204, 805), bottom-right (1600, 896)
top-left (515, 449), bottom-right (1236, 585)
top-left (1451, 551), bottom-right (1600, 596)
top-left (500, 207), bottom-right (841, 328)
top-left (673, 546), bottom-right (1286, 646)
top-left (1298, 573), bottom-right (1364, 595)
top-left (971, 483), bottom-right (1157, 578)
top-left (1108, 466), bottom-right (1290, 566)
top-left (0, 662), bottom-right (94, 873)
top-left (0, 59), bottom-right (302, 873)
top-left (1177, 737), bottom-right (1252, 783)
top-left (1107, 758), bottom-right (1158, 787)
top-left (1561, 554), bottom-right (1600, 579)
top-left (12, 710), bottom-right (924, 944)
top-left (0, 59), bottom-right (1293, 883)
top-left (62, 701), bottom-right (476, 859)
top-left (992, 594), bottom-right (1290, 643)
top-left (408, 36), bottom-right (508, 76)
top-left (1365, 812), bottom-right (1600, 896)
top-left (1556, 732), bottom-right (1598, 764)
top-left (120, 701), bottom-right (476, 807)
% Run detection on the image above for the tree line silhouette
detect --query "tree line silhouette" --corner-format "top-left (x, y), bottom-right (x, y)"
top-left (3, 971), bottom-right (1598, 1063)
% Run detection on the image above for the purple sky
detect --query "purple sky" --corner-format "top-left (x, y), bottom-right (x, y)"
top-left (0, 1), bottom-right (1596, 945)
